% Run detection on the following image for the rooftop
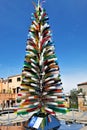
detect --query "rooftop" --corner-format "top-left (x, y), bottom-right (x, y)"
top-left (77, 82), bottom-right (87, 86)
top-left (8, 74), bottom-right (21, 78)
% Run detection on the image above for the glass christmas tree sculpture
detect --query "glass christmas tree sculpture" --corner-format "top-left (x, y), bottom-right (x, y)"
top-left (17, 0), bottom-right (68, 118)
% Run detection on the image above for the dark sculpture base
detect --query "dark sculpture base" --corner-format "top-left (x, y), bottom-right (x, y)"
top-left (23, 112), bottom-right (61, 130)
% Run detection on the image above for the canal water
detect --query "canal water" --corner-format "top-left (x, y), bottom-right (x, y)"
top-left (59, 120), bottom-right (83, 130)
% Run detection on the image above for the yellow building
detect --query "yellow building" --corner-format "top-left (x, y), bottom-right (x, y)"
top-left (0, 78), bottom-right (8, 93)
top-left (8, 74), bottom-right (21, 94)
top-left (0, 74), bottom-right (21, 94)
top-left (64, 93), bottom-right (70, 108)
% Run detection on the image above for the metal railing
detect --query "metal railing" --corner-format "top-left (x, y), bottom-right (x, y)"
top-left (0, 109), bottom-right (36, 126)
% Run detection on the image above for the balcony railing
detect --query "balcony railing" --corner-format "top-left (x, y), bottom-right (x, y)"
top-left (0, 93), bottom-right (17, 101)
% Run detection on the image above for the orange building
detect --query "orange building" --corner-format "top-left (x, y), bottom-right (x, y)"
top-left (0, 74), bottom-right (21, 109)
top-left (0, 124), bottom-right (24, 130)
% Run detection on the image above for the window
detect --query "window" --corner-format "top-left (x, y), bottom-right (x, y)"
top-left (65, 99), bottom-right (68, 102)
top-left (8, 79), bottom-right (12, 83)
top-left (17, 122), bottom-right (21, 126)
top-left (3, 89), bottom-right (6, 93)
top-left (17, 87), bottom-right (20, 93)
top-left (17, 77), bottom-right (21, 82)
top-left (13, 88), bottom-right (16, 94)
top-left (79, 88), bottom-right (83, 92)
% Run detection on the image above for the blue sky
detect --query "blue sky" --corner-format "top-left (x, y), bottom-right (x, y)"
top-left (0, 0), bottom-right (87, 93)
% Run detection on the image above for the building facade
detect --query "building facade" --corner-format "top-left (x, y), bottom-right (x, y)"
top-left (78, 82), bottom-right (87, 95)
top-left (8, 74), bottom-right (21, 94)
top-left (77, 82), bottom-right (87, 111)
top-left (0, 74), bottom-right (21, 109)
top-left (0, 124), bottom-right (23, 130)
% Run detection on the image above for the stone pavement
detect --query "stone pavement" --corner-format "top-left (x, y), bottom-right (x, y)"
top-left (57, 111), bottom-right (87, 124)
top-left (0, 110), bottom-right (87, 129)
top-left (80, 126), bottom-right (87, 130)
